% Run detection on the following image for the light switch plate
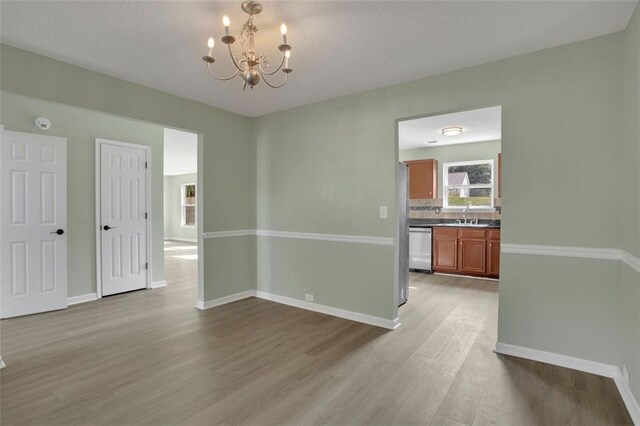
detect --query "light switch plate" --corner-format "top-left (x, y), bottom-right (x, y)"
top-left (379, 206), bottom-right (388, 219)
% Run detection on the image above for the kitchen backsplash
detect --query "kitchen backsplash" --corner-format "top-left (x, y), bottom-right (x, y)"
top-left (409, 198), bottom-right (502, 220)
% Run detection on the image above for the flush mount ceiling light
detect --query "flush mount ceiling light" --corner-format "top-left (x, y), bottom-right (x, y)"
top-left (441, 127), bottom-right (464, 136)
top-left (201, 1), bottom-right (293, 90)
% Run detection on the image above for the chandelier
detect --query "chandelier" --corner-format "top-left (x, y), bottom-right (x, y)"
top-left (201, 1), bottom-right (293, 90)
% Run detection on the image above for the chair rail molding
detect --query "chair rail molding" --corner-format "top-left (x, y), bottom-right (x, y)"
top-left (203, 229), bottom-right (394, 246)
top-left (502, 243), bottom-right (640, 273)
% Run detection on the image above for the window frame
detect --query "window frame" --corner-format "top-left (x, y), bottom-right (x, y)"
top-left (442, 159), bottom-right (495, 211)
top-left (181, 183), bottom-right (196, 227)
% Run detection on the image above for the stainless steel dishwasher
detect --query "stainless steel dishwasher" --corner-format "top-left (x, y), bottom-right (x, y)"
top-left (409, 226), bottom-right (433, 272)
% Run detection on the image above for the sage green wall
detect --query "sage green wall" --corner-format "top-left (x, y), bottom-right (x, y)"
top-left (399, 140), bottom-right (501, 199)
top-left (0, 44), bottom-right (256, 302)
top-left (0, 92), bottom-right (165, 296)
top-left (163, 173), bottom-right (197, 241)
top-left (254, 32), bottom-right (626, 356)
top-left (620, 2), bottom-right (640, 401)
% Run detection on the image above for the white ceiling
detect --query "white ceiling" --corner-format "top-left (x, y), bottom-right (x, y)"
top-left (164, 128), bottom-right (197, 176)
top-left (1, 1), bottom-right (637, 117)
top-left (399, 106), bottom-right (501, 151)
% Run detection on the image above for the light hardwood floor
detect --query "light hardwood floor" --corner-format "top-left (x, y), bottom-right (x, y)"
top-left (0, 240), bottom-right (632, 425)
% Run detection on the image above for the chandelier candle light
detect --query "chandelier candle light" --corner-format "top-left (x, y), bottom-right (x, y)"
top-left (202, 1), bottom-right (293, 90)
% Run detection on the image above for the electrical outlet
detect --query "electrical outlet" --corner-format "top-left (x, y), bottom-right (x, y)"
top-left (623, 365), bottom-right (630, 384)
top-left (379, 205), bottom-right (388, 219)
top-left (305, 293), bottom-right (314, 302)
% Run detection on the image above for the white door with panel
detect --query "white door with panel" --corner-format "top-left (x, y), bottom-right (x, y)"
top-left (99, 142), bottom-right (148, 296)
top-left (1, 129), bottom-right (67, 318)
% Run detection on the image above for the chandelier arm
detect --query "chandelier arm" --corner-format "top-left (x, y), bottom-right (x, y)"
top-left (207, 63), bottom-right (241, 81)
top-left (261, 71), bottom-right (289, 89)
top-left (259, 54), bottom-right (285, 76)
top-left (227, 44), bottom-right (247, 72)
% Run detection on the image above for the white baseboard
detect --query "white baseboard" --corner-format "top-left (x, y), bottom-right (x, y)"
top-left (254, 290), bottom-right (399, 330)
top-left (195, 290), bottom-right (255, 310)
top-left (151, 280), bottom-right (167, 289)
top-left (495, 342), bottom-right (639, 425)
top-left (67, 293), bottom-right (98, 306)
top-left (613, 373), bottom-right (640, 426)
top-left (165, 237), bottom-right (197, 243)
top-left (196, 289), bottom-right (400, 330)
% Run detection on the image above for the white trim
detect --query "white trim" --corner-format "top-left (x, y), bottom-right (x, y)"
top-left (502, 244), bottom-right (640, 273)
top-left (0, 356), bottom-right (5, 369)
top-left (95, 139), bottom-right (153, 299)
top-left (255, 229), bottom-right (394, 246)
top-left (495, 342), bottom-right (640, 425)
top-left (195, 290), bottom-right (255, 310)
top-left (195, 289), bottom-right (400, 330)
top-left (442, 159), bottom-right (495, 210)
top-left (622, 250), bottom-right (640, 273)
top-left (151, 280), bottom-right (167, 289)
top-left (202, 229), bottom-right (393, 246)
top-left (255, 290), bottom-right (399, 330)
top-left (203, 229), bottom-right (256, 239)
top-left (67, 293), bottom-right (98, 306)
top-left (614, 373), bottom-right (640, 426)
top-left (164, 237), bottom-right (198, 243)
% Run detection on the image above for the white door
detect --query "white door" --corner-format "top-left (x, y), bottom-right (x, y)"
top-left (99, 141), bottom-right (148, 296)
top-left (0, 129), bottom-right (67, 318)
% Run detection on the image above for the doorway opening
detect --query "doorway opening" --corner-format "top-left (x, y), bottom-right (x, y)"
top-left (162, 128), bottom-right (199, 294)
top-left (396, 106), bottom-right (502, 312)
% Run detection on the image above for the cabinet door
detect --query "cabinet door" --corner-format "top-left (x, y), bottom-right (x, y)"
top-left (433, 237), bottom-right (458, 272)
top-left (406, 159), bottom-right (438, 199)
top-left (487, 240), bottom-right (500, 277)
top-left (458, 238), bottom-right (486, 275)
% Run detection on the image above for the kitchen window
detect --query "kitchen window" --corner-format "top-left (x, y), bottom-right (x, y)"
top-left (181, 183), bottom-right (196, 227)
top-left (443, 160), bottom-right (494, 209)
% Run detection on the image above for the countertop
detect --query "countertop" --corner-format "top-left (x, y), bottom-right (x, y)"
top-left (409, 219), bottom-right (501, 229)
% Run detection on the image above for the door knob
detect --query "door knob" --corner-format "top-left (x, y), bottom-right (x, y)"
top-left (103, 225), bottom-right (116, 231)
top-left (50, 229), bottom-right (64, 235)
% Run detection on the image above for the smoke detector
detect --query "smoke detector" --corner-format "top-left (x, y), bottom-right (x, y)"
top-left (35, 117), bottom-right (51, 131)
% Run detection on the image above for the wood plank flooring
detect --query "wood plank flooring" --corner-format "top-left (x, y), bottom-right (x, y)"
top-left (0, 240), bottom-right (632, 425)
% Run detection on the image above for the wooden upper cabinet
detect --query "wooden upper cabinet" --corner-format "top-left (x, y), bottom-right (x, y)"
top-left (405, 159), bottom-right (438, 199)
top-left (498, 153), bottom-right (502, 198)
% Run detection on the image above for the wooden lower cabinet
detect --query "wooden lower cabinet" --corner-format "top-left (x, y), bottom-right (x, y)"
top-left (487, 230), bottom-right (501, 278)
top-left (433, 227), bottom-right (500, 277)
top-left (433, 237), bottom-right (458, 272)
top-left (458, 238), bottom-right (486, 275)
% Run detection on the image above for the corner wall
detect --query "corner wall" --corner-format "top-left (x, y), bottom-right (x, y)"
top-left (253, 32), bottom-right (626, 361)
top-left (620, 2), bottom-right (640, 402)
top-left (1, 92), bottom-right (165, 296)
top-left (0, 44), bottom-right (256, 302)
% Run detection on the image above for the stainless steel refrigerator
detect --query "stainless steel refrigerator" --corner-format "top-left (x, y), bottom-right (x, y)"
top-left (398, 162), bottom-right (409, 306)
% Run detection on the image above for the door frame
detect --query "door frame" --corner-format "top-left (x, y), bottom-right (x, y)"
top-left (94, 138), bottom-right (152, 298)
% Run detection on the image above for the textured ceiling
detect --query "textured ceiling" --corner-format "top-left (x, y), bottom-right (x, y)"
top-left (1, 1), bottom-right (637, 117)
top-left (399, 106), bottom-right (501, 151)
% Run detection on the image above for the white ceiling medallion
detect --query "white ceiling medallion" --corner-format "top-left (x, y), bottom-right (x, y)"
top-left (442, 127), bottom-right (463, 137)
top-left (201, 1), bottom-right (293, 90)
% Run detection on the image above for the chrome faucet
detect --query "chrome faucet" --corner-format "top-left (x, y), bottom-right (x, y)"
top-left (462, 203), bottom-right (469, 224)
